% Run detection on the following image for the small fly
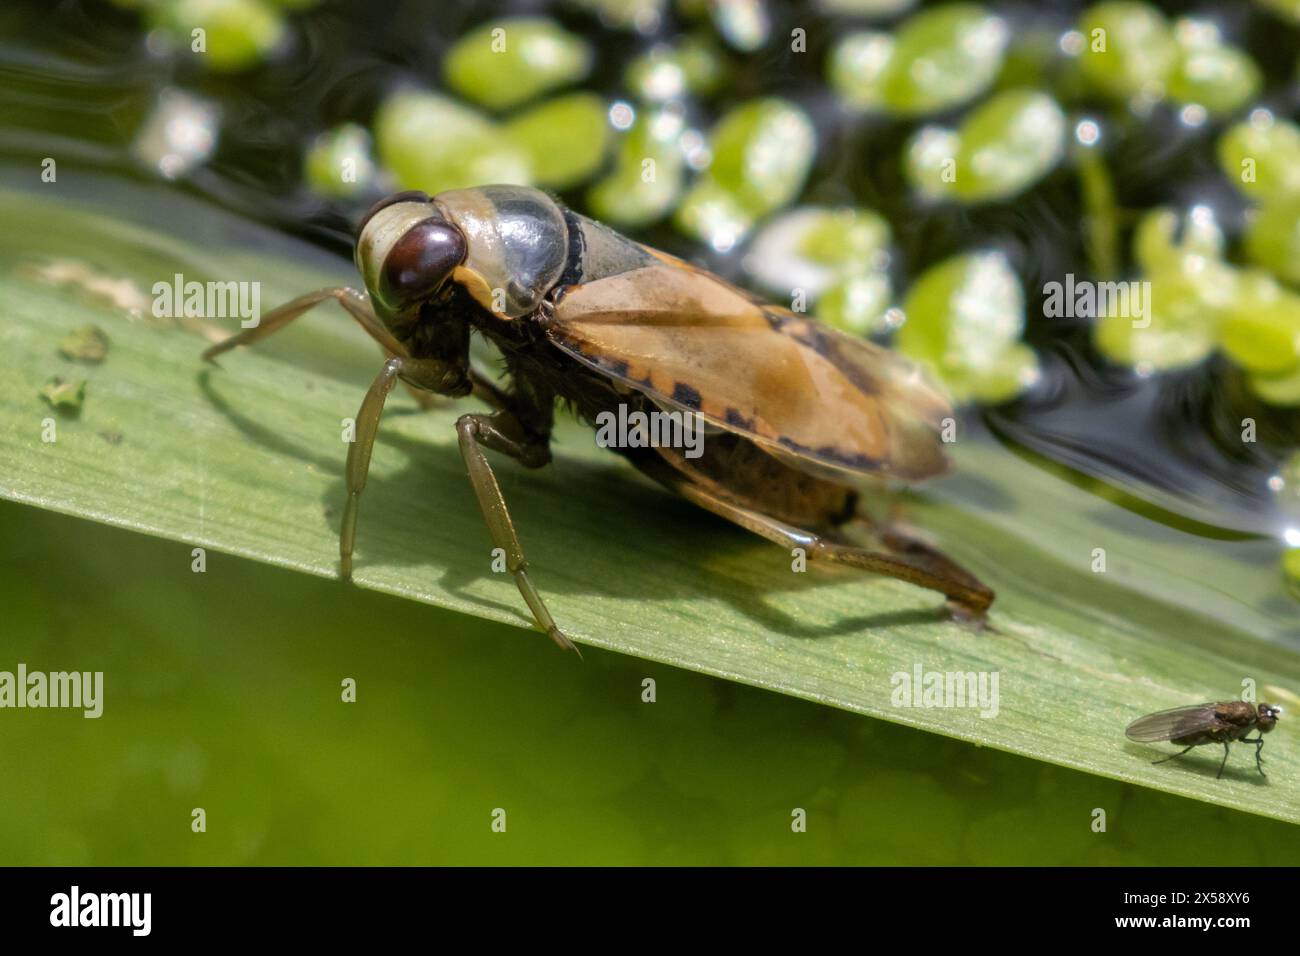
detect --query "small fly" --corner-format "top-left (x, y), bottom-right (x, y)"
top-left (1125, 700), bottom-right (1282, 779)
top-left (202, 185), bottom-right (995, 650)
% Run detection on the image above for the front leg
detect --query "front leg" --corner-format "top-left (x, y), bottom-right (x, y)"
top-left (456, 411), bottom-right (575, 654)
top-left (340, 355), bottom-right (470, 579)
top-left (1240, 736), bottom-right (1267, 777)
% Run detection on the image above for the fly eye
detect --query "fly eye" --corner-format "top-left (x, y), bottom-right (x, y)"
top-left (357, 190), bottom-right (431, 238)
top-left (377, 218), bottom-right (466, 310)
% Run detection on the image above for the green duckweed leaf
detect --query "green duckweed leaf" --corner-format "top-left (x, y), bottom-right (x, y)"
top-left (906, 90), bottom-right (1067, 204)
top-left (1076, 2), bottom-right (1178, 104)
top-left (502, 93), bottom-right (611, 190)
top-left (1245, 197), bottom-right (1300, 286)
top-left (588, 109), bottom-right (687, 227)
top-left (304, 123), bottom-right (378, 199)
top-left (896, 250), bottom-right (1039, 402)
top-left (443, 17), bottom-right (591, 112)
top-left (148, 0), bottom-right (288, 72)
top-left (675, 99), bottom-right (815, 247)
top-left (374, 90), bottom-right (532, 195)
top-left (1218, 115), bottom-right (1300, 202)
top-left (829, 5), bottom-right (1008, 116)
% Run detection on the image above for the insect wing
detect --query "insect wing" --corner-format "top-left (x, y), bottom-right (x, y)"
top-left (1124, 703), bottom-right (1226, 742)
top-left (546, 253), bottom-right (953, 482)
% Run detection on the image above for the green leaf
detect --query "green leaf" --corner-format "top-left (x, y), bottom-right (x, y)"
top-left (691, 98), bottom-right (816, 220)
top-left (442, 17), bottom-right (591, 112)
top-left (374, 90), bottom-right (532, 195)
top-left (1166, 19), bottom-right (1262, 116)
top-left (1256, 0), bottom-right (1300, 23)
top-left (148, 0), bottom-right (288, 72)
top-left (625, 35), bottom-right (726, 101)
top-left (1217, 114), bottom-right (1300, 202)
top-left (1076, 2), bottom-right (1178, 103)
top-left (743, 206), bottom-right (892, 299)
top-left (588, 109), bottom-right (688, 227)
top-left (815, 274), bottom-right (893, 336)
top-left (896, 250), bottom-right (1040, 402)
top-left (905, 91), bottom-right (1067, 204)
top-left (1245, 196), bottom-right (1300, 286)
top-left (1094, 270), bottom-right (1219, 372)
top-left (828, 6), bottom-right (1008, 116)
top-left (501, 93), bottom-right (611, 190)
top-left (1219, 280), bottom-right (1300, 375)
top-left (304, 123), bottom-right (378, 199)
top-left (670, 89), bottom-right (820, 244)
top-left (3, 178), bottom-right (1300, 825)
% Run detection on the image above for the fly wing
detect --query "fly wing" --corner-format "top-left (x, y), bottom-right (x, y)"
top-left (546, 252), bottom-right (952, 482)
top-left (1124, 704), bottom-right (1225, 742)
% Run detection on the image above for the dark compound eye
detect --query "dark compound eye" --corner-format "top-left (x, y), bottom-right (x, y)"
top-left (377, 218), bottom-right (467, 310)
top-left (357, 189), bottom-right (431, 239)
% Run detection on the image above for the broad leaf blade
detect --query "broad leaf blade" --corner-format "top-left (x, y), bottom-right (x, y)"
top-left (2, 177), bottom-right (1298, 824)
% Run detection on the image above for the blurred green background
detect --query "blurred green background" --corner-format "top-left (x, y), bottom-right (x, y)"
top-left (3, 497), bottom-right (1300, 865)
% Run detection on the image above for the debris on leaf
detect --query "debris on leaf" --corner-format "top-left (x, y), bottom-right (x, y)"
top-left (58, 324), bottom-right (111, 363)
top-left (39, 376), bottom-right (87, 414)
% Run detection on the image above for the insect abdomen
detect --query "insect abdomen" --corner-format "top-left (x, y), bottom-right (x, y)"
top-left (646, 431), bottom-right (858, 529)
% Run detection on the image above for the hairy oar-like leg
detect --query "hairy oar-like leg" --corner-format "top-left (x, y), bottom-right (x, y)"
top-left (455, 412), bottom-right (576, 655)
top-left (340, 356), bottom-right (469, 580)
top-left (850, 515), bottom-right (994, 619)
top-left (660, 473), bottom-right (994, 617)
top-left (1152, 743), bottom-right (1197, 766)
top-left (202, 287), bottom-right (409, 362)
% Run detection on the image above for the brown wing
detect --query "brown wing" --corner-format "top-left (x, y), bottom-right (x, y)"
top-left (546, 252), bottom-right (952, 482)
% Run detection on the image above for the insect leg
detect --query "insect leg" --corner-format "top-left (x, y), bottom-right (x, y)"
top-left (470, 369), bottom-right (511, 412)
top-left (1151, 744), bottom-right (1197, 765)
top-left (1241, 736), bottom-right (1267, 777)
top-left (849, 515), bottom-right (994, 617)
top-left (340, 356), bottom-right (468, 580)
top-left (202, 287), bottom-right (409, 362)
top-left (663, 477), bottom-right (993, 617)
top-left (1217, 742), bottom-right (1230, 779)
top-left (456, 412), bottom-right (575, 655)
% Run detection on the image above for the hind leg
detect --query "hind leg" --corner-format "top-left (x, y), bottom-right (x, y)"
top-left (1151, 743), bottom-right (1196, 766)
top-left (665, 475), bottom-right (994, 617)
top-left (847, 513), bottom-right (993, 617)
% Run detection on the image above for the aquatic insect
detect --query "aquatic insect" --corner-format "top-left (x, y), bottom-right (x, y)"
top-left (1126, 701), bottom-right (1282, 778)
top-left (203, 185), bottom-right (994, 651)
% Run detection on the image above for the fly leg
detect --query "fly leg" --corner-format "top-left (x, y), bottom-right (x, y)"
top-left (660, 473), bottom-right (993, 618)
top-left (1152, 744), bottom-right (1197, 766)
top-left (340, 356), bottom-right (470, 580)
top-left (1218, 742), bottom-right (1231, 779)
top-left (1240, 736), bottom-right (1267, 777)
top-left (456, 411), bottom-right (576, 655)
